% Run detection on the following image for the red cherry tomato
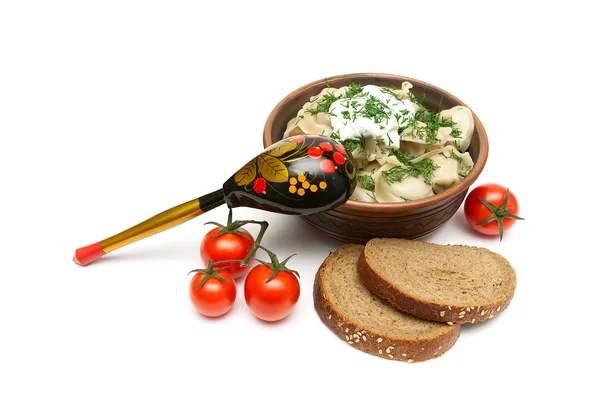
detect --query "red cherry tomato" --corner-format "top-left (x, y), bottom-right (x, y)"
top-left (189, 268), bottom-right (236, 317)
top-left (200, 227), bottom-right (255, 279)
top-left (464, 183), bottom-right (524, 240)
top-left (244, 263), bottom-right (300, 322)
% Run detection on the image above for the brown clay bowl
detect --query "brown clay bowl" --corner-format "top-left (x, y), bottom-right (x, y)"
top-left (263, 73), bottom-right (488, 243)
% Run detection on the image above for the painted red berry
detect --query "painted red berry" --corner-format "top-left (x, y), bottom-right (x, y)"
top-left (320, 159), bottom-right (336, 174)
top-left (319, 141), bottom-right (333, 152)
top-left (334, 143), bottom-right (346, 154)
top-left (308, 147), bottom-right (322, 158)
top-left (253, 177), bottom-right (267, 193)
top-left (333, 152), bottom-right (346, 165)
top-left (290, 135), bottom-right (305, 143)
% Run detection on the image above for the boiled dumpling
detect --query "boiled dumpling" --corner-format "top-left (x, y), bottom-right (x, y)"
top-left (283, 117), bottom-right (303, 137)
top-left (374, 162), bottom-right (434, 202)
top-left (349, 163), bottom-right (379, 202)
top-left (390, 81), bottom-right (414, 100)
top-left (296, 87), bottom-right (338, 136)
top-left (413, 147), bottom-right (474, 194)
top-left (438, 106), bottom-right (474, 152)
top-left (399, 121), bottom-right (442, 156)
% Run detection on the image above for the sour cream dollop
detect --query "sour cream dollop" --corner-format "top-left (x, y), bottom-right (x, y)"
top-left (329, 85), bottom-right (415, 149)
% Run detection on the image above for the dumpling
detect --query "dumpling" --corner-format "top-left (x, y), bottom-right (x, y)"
top-left (399, 121), bottom-right (442, 156)
top-left (296, 87), bottom-right (338, 135)
top-left (349, 163), bottom-right (379, 202)
top-left (374, 162), bottom-right (434, 202)
top-left (414, 147), bottom-right (474, 194)
top-left (283, 117), bottom-right (303, 138)
top-left (390, 81), bottom-right (414, 100)
top-left (438, 106), bottom-right (474, 152)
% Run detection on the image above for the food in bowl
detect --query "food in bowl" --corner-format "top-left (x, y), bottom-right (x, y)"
top-left (283, 82), bottom-right (475, 203)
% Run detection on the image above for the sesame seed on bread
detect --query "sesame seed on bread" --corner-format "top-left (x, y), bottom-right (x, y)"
top-left (313, 244), bottom-right (460, 362)
top-left (357, 238), bottom-right (517, 325)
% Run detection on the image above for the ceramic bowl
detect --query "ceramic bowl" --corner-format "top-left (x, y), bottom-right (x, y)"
top-left (263, 73), bottom-right (488, 242)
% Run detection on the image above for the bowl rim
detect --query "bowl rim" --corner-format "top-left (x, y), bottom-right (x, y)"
top-left (263, 72), bottom-right (488, 213)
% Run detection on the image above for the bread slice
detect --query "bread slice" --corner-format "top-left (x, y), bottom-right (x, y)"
top-left (314, 244), bottom-right (460, 362)
top-left (358, 239), bottom-right (517, 325)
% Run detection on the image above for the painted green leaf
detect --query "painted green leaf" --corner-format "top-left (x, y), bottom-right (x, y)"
top-left (257, 154), bottom-right (288, 183)
top-left (266, 141), bottom-right (297, 158)
top-left (234, 159), bottom-right (257, 186)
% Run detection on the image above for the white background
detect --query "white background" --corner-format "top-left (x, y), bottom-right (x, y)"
top-left (1, 1), bottom-right (598, 396)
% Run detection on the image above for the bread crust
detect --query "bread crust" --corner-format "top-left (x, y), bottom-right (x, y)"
top-left (357, 239), bottom-right (516, 325)
top-left (313, 245), bottom-right (460, 363)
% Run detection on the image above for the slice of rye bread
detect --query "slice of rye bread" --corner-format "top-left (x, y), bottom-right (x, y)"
top-left (314, 244), bottom-right (460, 362)
top-left (357, 238), bottom-right (517, 325)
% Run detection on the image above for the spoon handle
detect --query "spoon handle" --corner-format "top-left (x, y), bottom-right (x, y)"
top-left (73, 189), bottom-right (225, 265)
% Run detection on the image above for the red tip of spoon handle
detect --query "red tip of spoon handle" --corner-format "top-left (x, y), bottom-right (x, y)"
top-left (73, 242), bottom-right (106, 266)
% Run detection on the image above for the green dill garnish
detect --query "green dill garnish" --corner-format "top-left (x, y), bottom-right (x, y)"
top-left (386, 133), bottom-right (393, 146)
top-left (330, 130), bottom-right (341, 140)
top-left (450, 150), bottom-right (463, 162)
top-left (401, 106), bottom-right (458, 146)
top-left (359, 95), bottom-right (393, 124)
top-left (341, 137), bottom-right (367, 155)
top-left (304, 91), bottom-right (340, 116)
top-left (458, 166), bottom-right (472, 178)
top-left (439, 151), bottom-right (449, 159)
top-left (303, 82), bottom-right (363, 117)
top-left (358, 172), bottom-right (375, 192)
top-left (452, 140), bottom-right (461, 150)
top-left (449, 128), bottom-right (462, 138)
top-left (344, 81), bottom-right (364, 98)
top-left (386, 149), bottom-right (439, 185)
top-left (341, 110), bottom-right (351, 120)
top-left (380, 87), bottom-right (401, 101)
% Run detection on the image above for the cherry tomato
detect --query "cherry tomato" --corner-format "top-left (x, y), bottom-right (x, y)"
top-left (189, 266), bottom-right (236, 318)
top-left (200, 227), bottom-right (255, 279)
top-left (464, 183), bottom-right (524, 240)
top-left (244, 258), bottom-right (300, 322)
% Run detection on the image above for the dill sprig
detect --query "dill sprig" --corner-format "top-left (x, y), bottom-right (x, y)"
top-left (380, 87), bottom-right (402, 101)
top-left (386, 149), bottom-right (439, 185)
top-left (343, 81), bottom-right (364, 98)
top-left (459, 166), bottom-right (472, 178)
top-left (358, 171), bottom-right (376, 192)
top-left (305, 91), bottom-right (340, 115)
top-left (449, 128), bottom-right (462, 138)
top-left (450, 150), bottom-right (463, 162)
top-left (341, 137), bottom-right (368, 157)
top-left (359, 95), bottom-right (393, 124)
top-left (304, 81), bottom-right (364, 116)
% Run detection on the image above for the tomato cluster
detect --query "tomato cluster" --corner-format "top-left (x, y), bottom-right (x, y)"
top-left (189, 213), bottom-right (300, 321)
